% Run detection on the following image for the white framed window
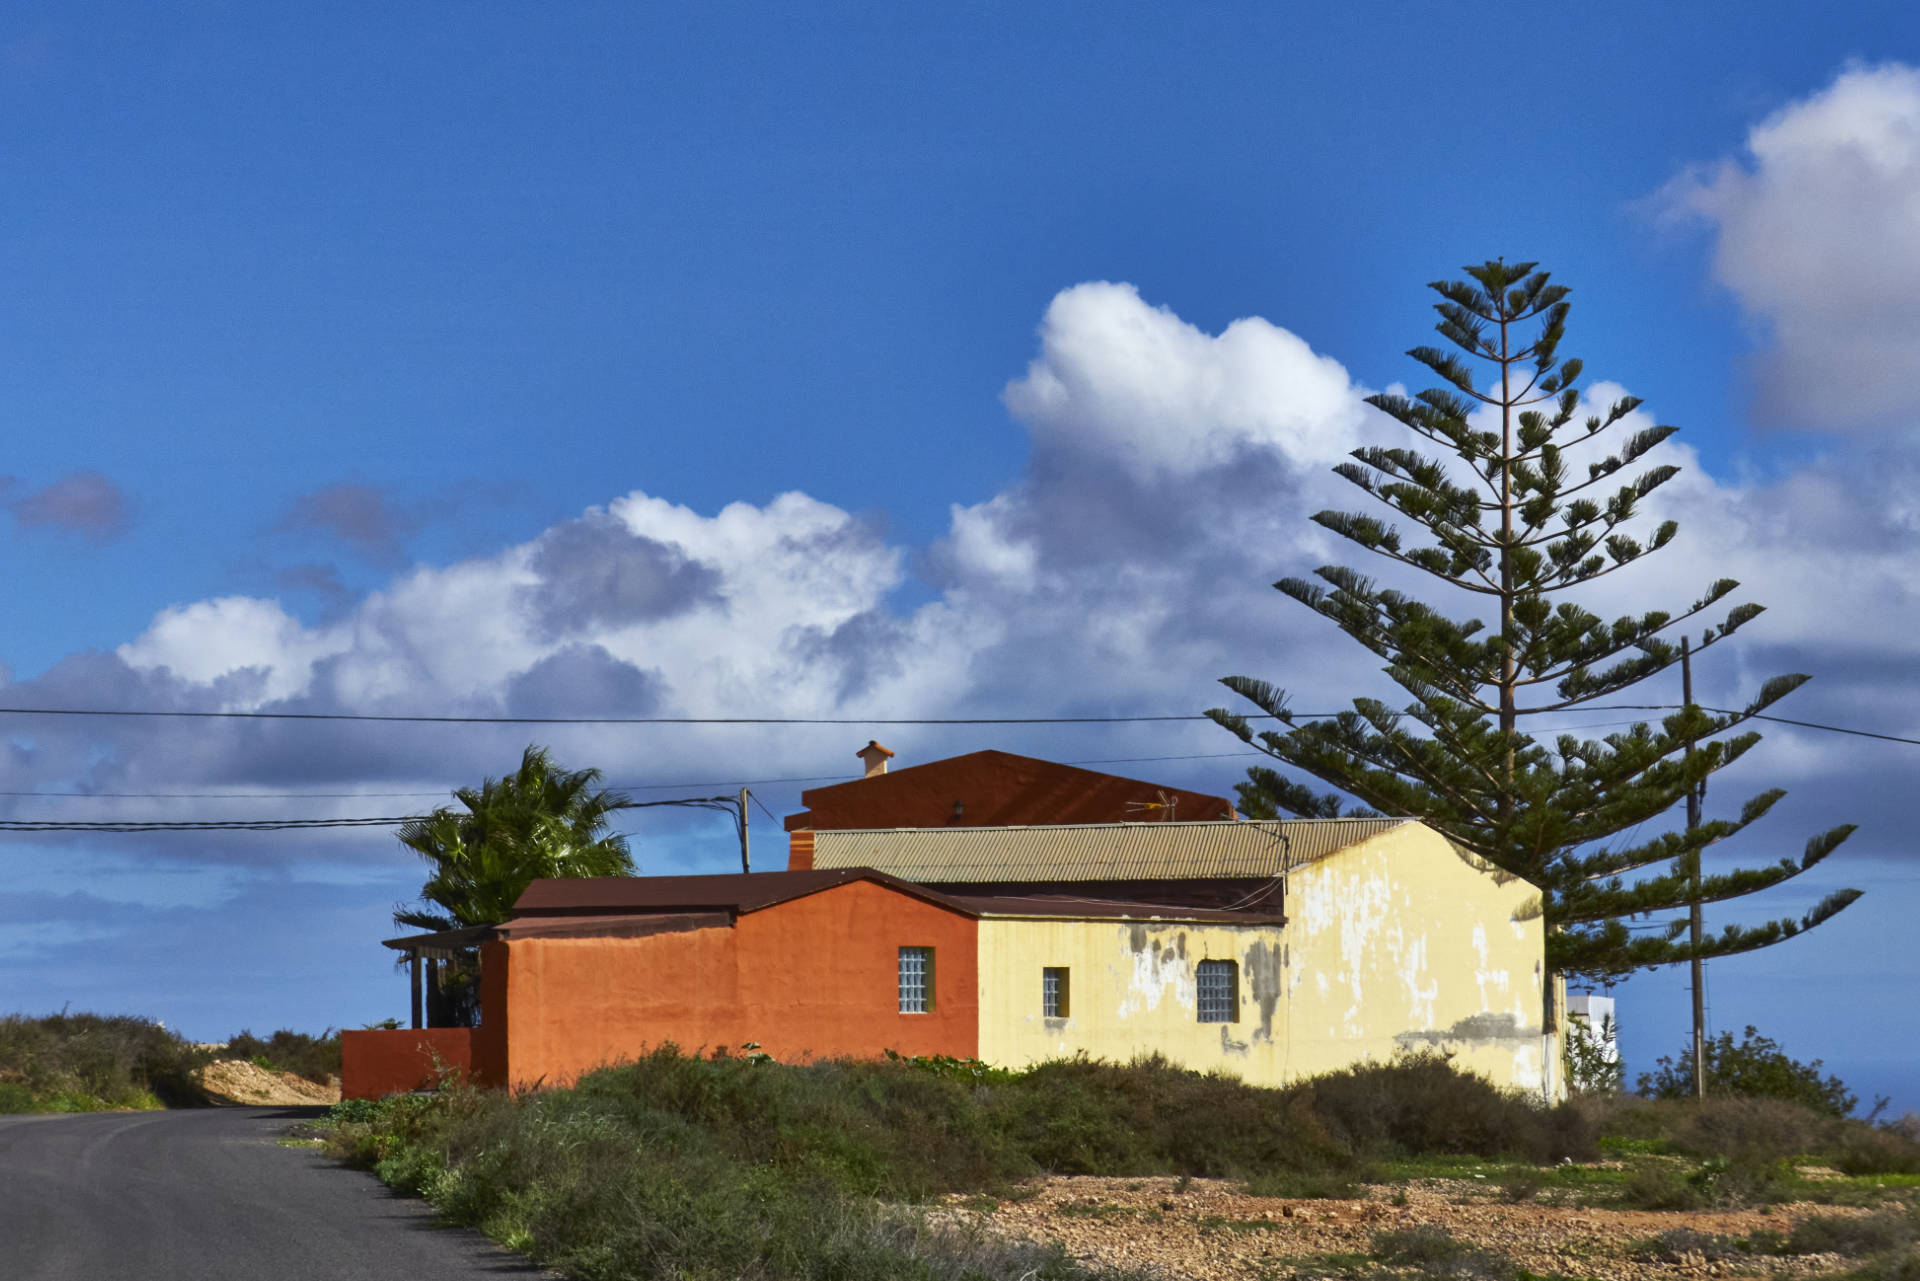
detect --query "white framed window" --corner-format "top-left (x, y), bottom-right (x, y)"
top-left (1042, 966), bottom-right (1070, 1018)
top-left (899, 946), bottom-right (934, 1013)
top-left (1196, 959), bottom-right (1238, 1023)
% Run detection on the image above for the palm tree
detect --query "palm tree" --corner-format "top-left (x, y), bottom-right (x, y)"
top-left (394, 744), bottom-right (636, 932)
top-left (393, 746), bottom-right (635, 1027)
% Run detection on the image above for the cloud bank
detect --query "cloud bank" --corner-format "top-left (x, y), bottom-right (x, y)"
top-left (2, 260), bottom-right (1914, 1057)
top-left (1660, 61), bottom-right (1920, 430)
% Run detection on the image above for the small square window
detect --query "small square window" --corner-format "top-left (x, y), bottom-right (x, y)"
top-left (1042, 966), bottom-right (1070, 1018)
top-left (899, 946), bottom-right (934, 1013)
top-left (1197, 959), bottom-right (1237, 1023)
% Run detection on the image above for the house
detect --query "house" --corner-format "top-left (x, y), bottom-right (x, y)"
top-left (348, 812), bottom-right (1559, 1102)
top-left (801, 816), bottom-right (1556, 1094)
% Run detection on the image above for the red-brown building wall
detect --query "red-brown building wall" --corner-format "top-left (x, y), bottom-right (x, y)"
top-left (340, 1028), bottom-right (477, 1100)
top-left (491, 880), bottom-right (977, 1089)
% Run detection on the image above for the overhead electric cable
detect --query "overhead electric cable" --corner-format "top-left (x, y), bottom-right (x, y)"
top-left (0, 701), bottom-right (1901, 737)
top-left (0, 817), bottom-right (417, 832)
top-left (0, 795), bottom-right (762, 833)
top-left (0, 706), bottom-right (1272, 724)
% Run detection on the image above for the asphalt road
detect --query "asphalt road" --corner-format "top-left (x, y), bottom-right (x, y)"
top-left (0, 1106), bottom-right (544, 1280)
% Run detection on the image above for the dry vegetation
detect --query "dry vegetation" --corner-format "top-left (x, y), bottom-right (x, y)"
top-left (316, 1049), bottom-right (1920, 1281)
top-left (0, 1012), bottom-right (341, 1112)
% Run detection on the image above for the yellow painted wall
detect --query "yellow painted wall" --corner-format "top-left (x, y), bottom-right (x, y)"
top-left (1282, 821), bottom-right (1553, 1098)
top-left (975, 822), bottom-right (1557, 1098)
top-left (977, 916), bottom-right (1292, 1081)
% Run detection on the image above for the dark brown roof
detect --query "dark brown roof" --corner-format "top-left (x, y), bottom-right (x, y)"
top-left (786, 749), bottom-right (1236, 831)
top-left (511, 868), bottom-right (970, 918)
top-left (945, 893), bottom-right (1283, 925)
top-left (377, 869), bottom-right (1290, 951)
top-left (496, 911), bottom-right (730, 941)
top-left (508, 867), bottom-right (1286, 929)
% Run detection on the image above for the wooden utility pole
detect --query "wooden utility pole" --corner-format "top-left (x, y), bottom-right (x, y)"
top-left (1683, 637), bottom-right (1706, 1100)
top-left (739, 788), bottom-right (751, 873)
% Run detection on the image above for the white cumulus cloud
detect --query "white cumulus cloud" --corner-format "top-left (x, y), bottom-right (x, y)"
top-left (1659, 61), bottom-right (1920, 429)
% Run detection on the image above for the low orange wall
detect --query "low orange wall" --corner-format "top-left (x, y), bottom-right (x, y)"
top-left (340, 1028), bottom-right (477, 1100)
top-left (495, 880), bottom-right (978, 1090)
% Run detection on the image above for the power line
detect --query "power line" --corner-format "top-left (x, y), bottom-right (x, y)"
top-left (0, 789), bottom-right (453, 800)
top-left (0, 817), bottom-right (416, 832)
top-left (0, 706), bottom-right (1243, 725)
top-left (745, 790), bottom-right (781, 824)
top-left (1737, 711), bottom-right (1920, 748)
top-left (0, 734), bottom-right (1650, 803)
top-left (0, 705), bottom-right (1907, 823)
top-left (0, 796), bottom-right (754, 833)
top-left (0, 702), bottom-right (1901, 740)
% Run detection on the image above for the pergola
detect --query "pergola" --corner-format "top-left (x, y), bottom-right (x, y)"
top-left (380, 925), bottom-right (494, 1029)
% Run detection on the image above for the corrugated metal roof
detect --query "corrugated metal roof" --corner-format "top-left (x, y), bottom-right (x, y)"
top-left (809, 818), bottom-right (1414, 883)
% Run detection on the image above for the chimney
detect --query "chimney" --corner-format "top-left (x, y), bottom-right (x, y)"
top-left (856, 740), bottom-right (896, 778)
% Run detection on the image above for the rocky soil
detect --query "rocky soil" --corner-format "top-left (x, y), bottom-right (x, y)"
top-left (943, 1175), bottom-right (1901, 1279)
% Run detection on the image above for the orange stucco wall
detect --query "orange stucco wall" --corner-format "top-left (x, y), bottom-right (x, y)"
top-left (493, 880), bottom-right (977, 1089)
top-left (340, 1028), bottom-right (477, 1100)
top-left (471, 938), bottom-right (509, 1088)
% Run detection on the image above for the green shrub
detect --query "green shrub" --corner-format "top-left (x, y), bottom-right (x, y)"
top-left (1786, 1210), bottom-right (1915, 1258)
top-left (1639, 1026), bottom-right (1858, 1117)
top-left (1299, 1051), bottom-right (1595, 1163)
top-left (1370, 1225), bottom-right (1518, 1279)
top-left (0, 1011), bottom-right (209, 1110)
top-left (318, 1049), bottom-right (1613, 1281)
top-left (1664, 1095), bottom-right (1834, 1165)
top-left (1006, 1053), bottom-right (1359, 1179)
top-left (1630, 1228), bottom-right (1749, 1264)
top-left (1832, 1124), bottom-right (1920, 1176)
top-left (1618, 1161), bottom-right (1705, 1211)
top-left (324, 1076), bottom-right (1144, 1281)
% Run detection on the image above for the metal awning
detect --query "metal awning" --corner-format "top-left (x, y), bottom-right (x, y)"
top-left (381, 924), bottom-right (496, 959)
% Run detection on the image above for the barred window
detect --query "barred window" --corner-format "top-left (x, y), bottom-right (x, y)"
top-left (1196, 959), bottom-right (1237, 1023)
top-left (1042, 967), bottom-right (1070, 1018)
top-left (899, 946), bottom-right (933, 1013)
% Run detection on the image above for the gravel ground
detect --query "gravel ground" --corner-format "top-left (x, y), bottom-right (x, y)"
top-left (942, 1175), bottom-right (1897, 1279)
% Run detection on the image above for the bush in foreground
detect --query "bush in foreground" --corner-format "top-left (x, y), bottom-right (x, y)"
top-left (1639, 1025), bottom-right (1862, 1117)
top-left (318, 1048), bottom-right (1598, 1280)
top-left (0, 1012), bottom-right (208, 1111)
top-left (1, 1013), bottom-right (349, 1112)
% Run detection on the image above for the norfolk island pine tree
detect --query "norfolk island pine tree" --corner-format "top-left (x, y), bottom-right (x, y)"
top-left (1206, 260), bottom-right (1860, 992)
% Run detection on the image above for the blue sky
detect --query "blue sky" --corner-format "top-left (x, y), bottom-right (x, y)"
top-left (1, 3), bottom-right (1916, 1110)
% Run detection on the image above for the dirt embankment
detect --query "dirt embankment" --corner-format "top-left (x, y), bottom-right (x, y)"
top-left (947, 1176), bottom-right (1894, 1280)
top-left (196, 1059), bottom-right (340, 1107)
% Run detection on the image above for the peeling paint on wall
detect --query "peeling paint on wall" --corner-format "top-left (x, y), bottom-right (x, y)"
top-left (1392, 1011), bottom-right (1544, 1051)
top-left (1243, 939), bottom-right (1282, 1042)
top-left (971, 821), bottom-right (1554, 1099)
top-left (1117, 924), bottom-right (1195, 1020)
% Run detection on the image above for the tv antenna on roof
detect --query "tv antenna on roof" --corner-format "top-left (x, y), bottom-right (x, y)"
top-left (1124, 790), bottom-right (1178, 822)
